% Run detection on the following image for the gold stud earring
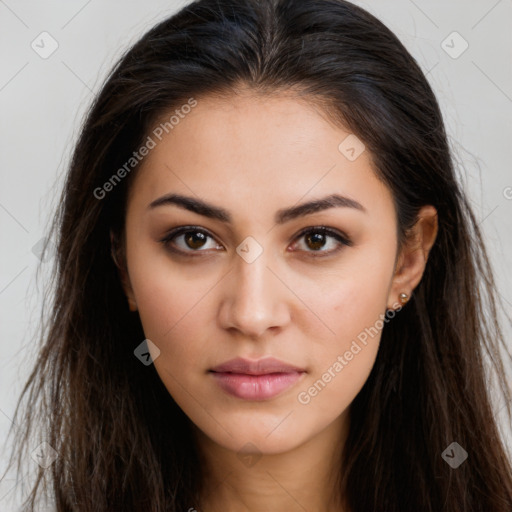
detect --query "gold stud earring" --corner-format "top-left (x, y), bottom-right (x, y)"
top-left (399, 292), bottom-right (409, 305)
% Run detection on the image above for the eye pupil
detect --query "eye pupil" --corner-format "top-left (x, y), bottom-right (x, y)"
top-left (185, 231), bottom-right (207, 249)
top-left (306, 232), bottom-right (326, 251)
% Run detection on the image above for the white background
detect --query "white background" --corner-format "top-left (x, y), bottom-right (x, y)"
top-left (1, 0), bottom-right (511, 509)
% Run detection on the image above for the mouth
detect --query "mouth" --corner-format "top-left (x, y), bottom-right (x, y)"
top-left (208, 356), bottom-right (307, 400)
top-left (208, 369), bottom-right (306, 400)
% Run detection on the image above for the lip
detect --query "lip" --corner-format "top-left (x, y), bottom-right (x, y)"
top-left (209, 357), bottom-right (306, 400)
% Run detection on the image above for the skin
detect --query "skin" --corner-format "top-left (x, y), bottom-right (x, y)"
top-left (119, 90), bottom-right (438, 512)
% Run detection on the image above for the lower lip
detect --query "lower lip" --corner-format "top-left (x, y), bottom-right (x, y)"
top-left (210, 371), bottom-right (305, 400)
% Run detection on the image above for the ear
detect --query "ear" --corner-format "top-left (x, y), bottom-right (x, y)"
top-left (110, 230), bottom-right (138, 312)
top-left (387, 205), bottom-right (438, 310)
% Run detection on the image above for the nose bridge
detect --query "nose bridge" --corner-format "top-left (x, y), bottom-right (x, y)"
top-left (221, 238), bottom-right (288, 337)
top-left (236, 244), bottom-right (269, 299)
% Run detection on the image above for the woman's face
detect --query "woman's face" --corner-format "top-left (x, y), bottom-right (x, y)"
top-left (122, 91), bottom-right (401, 455)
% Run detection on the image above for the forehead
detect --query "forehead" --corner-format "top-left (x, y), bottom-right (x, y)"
top-left (128, 92), bottom-right (395, 225)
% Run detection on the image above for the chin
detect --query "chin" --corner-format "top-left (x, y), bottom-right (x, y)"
top-left (197, 414), bottom-right (313, 456)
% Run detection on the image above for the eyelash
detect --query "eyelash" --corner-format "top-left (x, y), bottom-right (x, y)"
top-left (158, 225), bottom-right (353, 258)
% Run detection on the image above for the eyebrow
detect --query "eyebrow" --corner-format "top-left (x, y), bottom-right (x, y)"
top-left (147, 192), bottom-right (366, 224)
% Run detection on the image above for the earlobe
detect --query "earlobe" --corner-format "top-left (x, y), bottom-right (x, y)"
top-left (110, 229), bottom-right (138, 312)
top-left (127, 297), bottom-right (138, 312)
top-left (386, 205), bottom-right (438, 310)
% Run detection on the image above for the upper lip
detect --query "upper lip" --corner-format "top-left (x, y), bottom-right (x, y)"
top-left (210, 357), bottom-right (306, 375)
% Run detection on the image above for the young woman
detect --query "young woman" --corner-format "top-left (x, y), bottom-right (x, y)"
top-left (3, 0), bottom-right (512, 510)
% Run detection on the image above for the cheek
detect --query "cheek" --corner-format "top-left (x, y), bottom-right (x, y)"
top-left (294, 250), bottom-right (394, 410)
top-left (132, 270), bottom-right (216, 418)
top-left (125, 242), bottom-right (230, 405)
top-left (124, 225), bottom-right (217, 341)
top-left (130, 266), bottom-right (213, 363)
top-left (304, 244), bottom-right (394, 345)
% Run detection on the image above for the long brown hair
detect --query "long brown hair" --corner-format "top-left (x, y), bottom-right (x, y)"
top-left (3, 0), bottom-right (512, 510)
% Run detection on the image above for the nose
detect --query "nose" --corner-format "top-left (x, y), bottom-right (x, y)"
top-left (218, 245), bottom-right (291, 339)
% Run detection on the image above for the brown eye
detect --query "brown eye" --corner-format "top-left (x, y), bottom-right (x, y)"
top-left (183, 231), bottom-right (208, 249)
top-left (305, 231), bottom-right (328, 251)
top-left (293, 227), bottom-right (352, 257)
top-left (159, 226), bottom-right (223, 255)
